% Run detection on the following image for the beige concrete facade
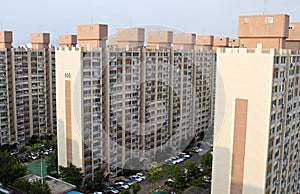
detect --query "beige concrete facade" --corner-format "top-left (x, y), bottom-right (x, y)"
top-left (229, 38), bottom-right (240, 48)
top-left (0, 31), bottom-right (12, 49)
top-left (77, 24), bottom-right (108, 49)
top-left (115, 27), bottom-right (145, 49)
top-left (56, 47), bottom-right (85, 170)
top-left (147, 31), bottom-right (173, 49)
top-left (59, 35), bottom-right (77, 47)
top-left (213, 47), bottom-right (300, 194)
top-left (56, 24), bottom-right (215, 180)
top-left (286, 22), bottom-right (300, 50)
top-left (173, 33), bottom-right (196, 50)
top-left (195, 35), bottom-right (214, 50)
top-left (0, 31), bottom-right (56, 146)
top-left (30, 33), bottom-right (50, 49)
top-left (238, 14), bottom-right (289, 49)
top-left (213, 37), bottom-right (229, 51)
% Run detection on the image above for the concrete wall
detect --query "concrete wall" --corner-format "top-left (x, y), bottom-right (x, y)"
top-left (212, 48), bottom-right (274, 194)
top-left (59, 35), bottom-right (77, 47)
top-left (238, 14), bottom-right (289, 38)
top-left (56, 47), bottom-right (83, 169)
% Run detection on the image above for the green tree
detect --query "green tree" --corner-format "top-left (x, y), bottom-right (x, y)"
top-left (46, 149), bottom-right (58, 177)
top-left (29, 179), bottom-right (51, 194)
top-left (30, 143), bottom-right (40, 153)
top-left (120, 189), bottom-right (131, 194)
top-left (59, 163), bottom-right (84, 187)
top-left (131, 183), bottom-right (141, 194)
top-left (184, 161), bottom-right (198, 178)
top-left (200, 152), bottom-right (212, 170)
top-left (0, 151), bottom-right (27, 184)
top-left (165, 165), bottom-right (186, 190)
top-left (91, 166), bottom-right (106, 191)
top-left (191, 177), bottom-right (207, 194)
top-left (18, 145), bottom-right (28, 153)
top-left (12, 179), bottom-right (31, 193)
top-left (147, 165), bottom-right (163, 188)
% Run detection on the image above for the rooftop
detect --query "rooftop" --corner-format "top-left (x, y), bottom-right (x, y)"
top-left (21, 174), bottom-right (76, 194)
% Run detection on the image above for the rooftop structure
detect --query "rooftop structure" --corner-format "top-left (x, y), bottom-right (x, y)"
top-left (238, 14), bottom-right (290, 49)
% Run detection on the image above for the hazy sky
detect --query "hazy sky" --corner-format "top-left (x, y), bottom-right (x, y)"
top-left (1, 0), bottom-right (299, 46)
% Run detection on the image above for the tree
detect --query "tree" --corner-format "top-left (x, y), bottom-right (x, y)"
top-left (59, 163), bottom-right (84, 187)
top-left (0, 151), bottom-right (27, 184)
top-left (131, 183), bottom-right (141, 194)
top-left (165, 165), bottom-right (186, 190)
top-left (18, 145), bottom-right (28, 153)
top-left (29, 179), bottom-right (51, 194)
top-left (147, 165), bottom-right (163, 188)
top-left (46, 149), bottom-right (58, 177)
top-left (92, 166), bottom-right (106, 191)
top-left (120, 189), bottom-right (131, 194)
top-left (0, 144), bottom-right (11, 152)
top-left (191, 177), bottom-right (207, 194)
top-left (184, 161), bottom-right (198, 178)
top-left (12, 179), bottom-right (31, 193)
top-left (30, 143), bottom-right (40, 153)
top-left (200, 152), bottom-right (212, 170)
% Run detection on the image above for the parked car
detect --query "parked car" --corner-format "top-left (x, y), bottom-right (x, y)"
top-left (106, 186), bottom-right (119, 194)
top-left (112, 184), bottom-right (124, 192)
top-left (191, 147), bottom-right (202, 153)
top-left (114, 181), bottom-right (129, 189)
top-left (127, 177), bottom-right (138, 185)
top-left (136, 173), bottom-right (146, 180)
top-left (130, 175), bottom-right (143, 182)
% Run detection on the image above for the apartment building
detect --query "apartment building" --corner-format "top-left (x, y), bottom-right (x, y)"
top-left (56, 24), bottom-right (215, 180)
top-left (212, 14), bottom-right (300, 194)
top-left (0, 31), bottom-right (56, 146)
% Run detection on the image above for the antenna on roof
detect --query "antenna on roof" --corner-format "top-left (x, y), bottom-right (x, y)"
top-left (130, 16), bottom-right (132, 27)
top-left (263, 0), bottom-right (267, 15)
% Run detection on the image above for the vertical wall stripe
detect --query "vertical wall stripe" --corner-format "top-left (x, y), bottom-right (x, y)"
top-left (65, 80), bottom-right (72, 163)
top-left (230, 99), bottom-right (248, 194)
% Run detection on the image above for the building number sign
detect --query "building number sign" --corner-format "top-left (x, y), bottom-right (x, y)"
top-left (65, 73), bottom-right (71, 78)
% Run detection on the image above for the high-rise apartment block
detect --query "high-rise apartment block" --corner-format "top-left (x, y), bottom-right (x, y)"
top-left (212, 14), bottom-right (300, 194)
top-left (56, 24), bottom-right (215, 180)
top-left (0, 31), bottom-right (56, 146)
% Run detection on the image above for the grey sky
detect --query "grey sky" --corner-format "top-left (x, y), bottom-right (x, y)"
top-left (1, 0), bottom-right (299, 46)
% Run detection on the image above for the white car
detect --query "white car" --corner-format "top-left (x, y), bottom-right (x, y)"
top-left (107, 187), bottom-right (119, 194)
top-left (136, 173), bottom-right (146, 180)
top-left (115, 181), bottom-right (129, 189)
top-left (177, 158), bottom-right (184, 163)
top-left (130, 175), bottom-right (143, 182)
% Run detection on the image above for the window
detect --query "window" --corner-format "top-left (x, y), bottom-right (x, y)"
top-left (265, 17), bottom-right (274, 24)
top-left (289, 24), bottom-right (295, 29)
top-left (244, 18), bottom-right (249, 23)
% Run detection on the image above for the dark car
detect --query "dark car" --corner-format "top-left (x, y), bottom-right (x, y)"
top-left (112, 184), bottom-right (124, 192)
